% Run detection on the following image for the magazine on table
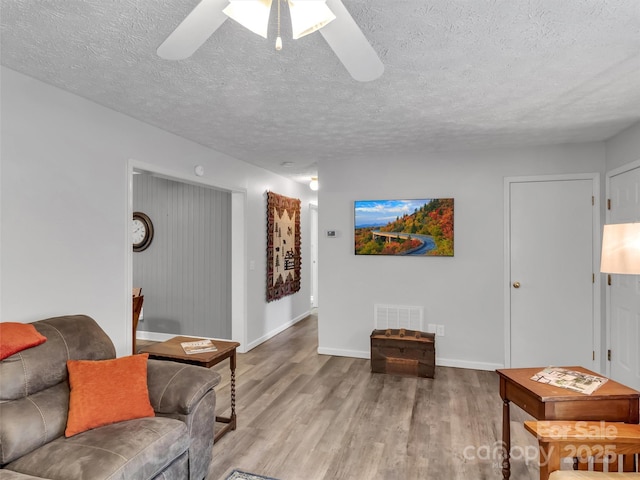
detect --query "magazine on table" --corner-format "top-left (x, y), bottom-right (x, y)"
top-left (530, 367), bottom-right (608, 395)
top-left (180, 339), bottom-right (218, 355)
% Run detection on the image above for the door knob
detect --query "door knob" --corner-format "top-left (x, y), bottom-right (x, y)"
top-left (513, 281), bottom-right (521, 288)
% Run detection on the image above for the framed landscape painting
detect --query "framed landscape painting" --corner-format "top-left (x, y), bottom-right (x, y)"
top-left (354, 198), bottom-right (454, 256)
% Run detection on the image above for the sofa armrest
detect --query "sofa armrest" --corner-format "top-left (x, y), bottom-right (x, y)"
top-left (146, 359), bottom-right (221, 415)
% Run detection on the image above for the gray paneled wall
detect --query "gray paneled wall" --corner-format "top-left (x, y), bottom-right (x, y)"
top-left (133, 174), bottom-right (231, 338)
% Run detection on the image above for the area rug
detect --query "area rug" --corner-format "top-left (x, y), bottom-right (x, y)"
top-left (225, 470), bottom-right (280, 480)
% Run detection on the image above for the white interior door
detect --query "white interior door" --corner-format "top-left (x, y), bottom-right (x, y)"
top-left (607, 162), bottom-right (640, 389)
top-left (507, 176), bottom-right (597, 368)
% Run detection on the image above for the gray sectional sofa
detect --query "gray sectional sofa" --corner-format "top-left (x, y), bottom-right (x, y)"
top-left (0, 315), bottom-right (221, 480)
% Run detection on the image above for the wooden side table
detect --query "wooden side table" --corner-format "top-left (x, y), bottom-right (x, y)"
top-left (496, 366), bottom-right (639, 480)
top-left (140, 336), bottom-right (240, 442)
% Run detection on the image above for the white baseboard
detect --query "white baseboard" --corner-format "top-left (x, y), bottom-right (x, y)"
top-left (139, 323), bottom-right (503, 372)
top-left (136, 331), bottom-right (176, 342)
top-left (138, 312), bottom-right (311, 353)
top-left (244, 311), bottom-right (311, 352)
top-left (317, 347), bottom-right (370, 359)
top-left (317, 347), bottom-right (503, 372)
top-left (435, 357), bottom-right (503, 372)
top-left (136, 331), bottom-right (235, 343)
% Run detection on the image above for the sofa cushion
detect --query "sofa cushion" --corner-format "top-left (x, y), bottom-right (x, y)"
top-left (0, 383), bottom-right (69, 465)
top-left (0, 323), bottom-right (47, 360)
top-left (65, 354), bottom-right (155, 437)
top-left (0, 315), bottom-right (115, 402)
top-left (0, 470), bottom-right (50, 479)
top-left (4, 417), bottom-right (189, 480)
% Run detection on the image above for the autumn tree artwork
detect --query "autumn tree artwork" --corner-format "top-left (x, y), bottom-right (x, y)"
top-left (354, 198), bottom-right (454, 256)
top-left (266, 191), bottom-right (301, 302)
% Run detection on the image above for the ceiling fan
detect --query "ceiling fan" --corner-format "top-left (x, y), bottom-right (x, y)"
top-left (157, 0), bottom-right (384, 82)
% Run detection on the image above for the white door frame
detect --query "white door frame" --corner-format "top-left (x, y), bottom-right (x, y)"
top-left (309, 203), bottom-right (319, 308)
top-left (604, 158), bottom-right (640, 378)
top-left (503, 173), bottom-right (601, 369)
top-left (126, 159), bottom-right (248, 353)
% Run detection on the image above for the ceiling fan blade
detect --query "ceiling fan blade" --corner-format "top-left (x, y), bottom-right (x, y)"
top-left (157, 0), bottom-right (229, 60)
top-left (320, 0), bottom-right (384, 82)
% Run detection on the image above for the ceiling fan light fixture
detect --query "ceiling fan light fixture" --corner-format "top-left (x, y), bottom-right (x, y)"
top-left (223, 0), bottom-right (273, 39)
top-left (289, 0), bottom-right (336, 40)
top-left (159, 0), bottom-right (383, 82)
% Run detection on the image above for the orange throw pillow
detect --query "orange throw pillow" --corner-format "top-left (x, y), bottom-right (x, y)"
top-left (65, 353), bottom-right (155, 437)
top-left (0, 322), bottom-right (47, 360)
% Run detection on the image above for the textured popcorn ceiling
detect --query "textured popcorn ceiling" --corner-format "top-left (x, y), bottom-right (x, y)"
top-left (2, 1), bottom-right (639, 182)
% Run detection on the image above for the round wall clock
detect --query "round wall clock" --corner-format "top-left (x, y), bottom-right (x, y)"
top-left (132, 212), bottom-right (154, 252)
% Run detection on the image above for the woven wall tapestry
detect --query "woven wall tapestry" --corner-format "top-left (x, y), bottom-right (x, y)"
top-left (266, 191), bottom-right (301, 302)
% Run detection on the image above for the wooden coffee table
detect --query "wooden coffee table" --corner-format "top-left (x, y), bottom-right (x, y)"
top-left (496, 366), bottom-right (639, 479)
top-left (140, 336), bottom-right (240, 442)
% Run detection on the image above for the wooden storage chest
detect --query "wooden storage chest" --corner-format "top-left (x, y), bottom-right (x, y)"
top-left (370, 328), bottom-right (435, 378)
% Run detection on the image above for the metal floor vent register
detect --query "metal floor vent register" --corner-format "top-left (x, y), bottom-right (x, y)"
top-left (374, 304), bottom-right (424, 331)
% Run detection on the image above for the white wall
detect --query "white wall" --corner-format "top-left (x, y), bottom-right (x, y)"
top-left (244, 180), bottom-right (315, 350)
top-left (605, 121), bottom-right (640, 170)
top-left (0, 67), bottom-right (316, 356)
top-left (318, 144), bottom-right (606, 370)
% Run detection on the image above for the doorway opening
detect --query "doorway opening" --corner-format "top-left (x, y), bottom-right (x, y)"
top-left (127, 160), bottom-right (247, 353)
top-left (133, 172), bottom-right (231, 338)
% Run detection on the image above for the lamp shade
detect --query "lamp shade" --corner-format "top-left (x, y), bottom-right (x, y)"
top-left (289, 0), bottom-right (336, 39)
top-left (223, 0), bottom-right (273, 39)
top-left (600, 223), bottom-right (640, 274)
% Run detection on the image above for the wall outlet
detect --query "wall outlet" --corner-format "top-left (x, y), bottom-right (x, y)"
top-left (436, 325), bottom-right (445, 337)
top-left (427, 323), bottom-right (437, 333)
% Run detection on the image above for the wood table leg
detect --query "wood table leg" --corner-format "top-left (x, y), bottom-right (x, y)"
top-left (229, 349), bottom-right (237, 431)
top-left (214, 348), bottom-right (238, 442)
top-left (502, 398), bottom-right (511, 480)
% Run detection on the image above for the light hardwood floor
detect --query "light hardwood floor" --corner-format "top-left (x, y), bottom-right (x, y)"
top-left (204, 314), bottom-right (540, 480)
